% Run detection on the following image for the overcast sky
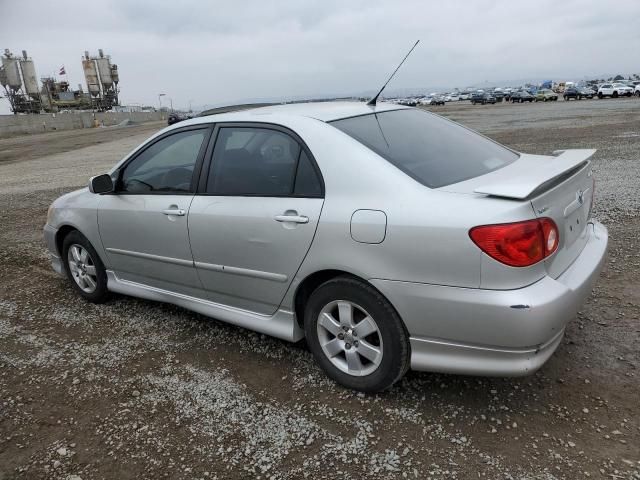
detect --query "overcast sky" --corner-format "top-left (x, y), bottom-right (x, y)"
top-left (1, 0), bottom-right (639, 114)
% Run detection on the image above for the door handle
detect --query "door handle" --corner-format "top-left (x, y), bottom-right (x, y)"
top-left (162, 209), bottom-right (186, 216)
top-left (274, 214), bottom-right (309, 224)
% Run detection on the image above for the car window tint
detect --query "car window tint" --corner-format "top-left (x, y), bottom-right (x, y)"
top-left (331, 109), bottom-right (518, 188)
top-left (294, 150), bottom-right (322, 196)
top-left (120, 129), bottom-right (206, 193)
top-left (208, 127), bottom-right (301, 196)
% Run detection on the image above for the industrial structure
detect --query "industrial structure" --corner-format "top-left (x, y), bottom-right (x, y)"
top-left (0, 50), bottom-right (42, 113)
top-left (81, 49), bottom-right (119, 110)
top-left (0, 48), bottom-right (120, 114)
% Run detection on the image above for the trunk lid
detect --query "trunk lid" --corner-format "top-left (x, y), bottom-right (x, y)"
top-left (527, 152), bottom-right (594, 278)
top-left (441, 149), bottom-right (596, 279)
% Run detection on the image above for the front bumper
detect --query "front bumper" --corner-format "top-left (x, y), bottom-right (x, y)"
top-left (371, 221), bottom-right (608, 376)
top-left (44, 223), bottom-right (64, 275)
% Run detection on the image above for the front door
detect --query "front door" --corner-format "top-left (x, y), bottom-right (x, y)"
top-left (188, 125), bottom-right (325, 314)
top-left (98, 126), bottom-right (210, 295)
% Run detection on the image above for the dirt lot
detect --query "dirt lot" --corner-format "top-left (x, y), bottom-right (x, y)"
top-left (1, 100), bottom-right (639, 480)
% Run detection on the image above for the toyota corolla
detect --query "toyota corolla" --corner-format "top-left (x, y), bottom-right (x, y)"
top-left (44, 102), bottom-right (608, 392)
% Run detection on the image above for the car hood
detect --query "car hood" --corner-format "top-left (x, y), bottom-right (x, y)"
top-left (52, 187), bottom-right (96, 210)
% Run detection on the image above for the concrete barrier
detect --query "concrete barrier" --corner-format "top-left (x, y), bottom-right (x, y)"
top-left (0, 111), bottom-right (165, 138)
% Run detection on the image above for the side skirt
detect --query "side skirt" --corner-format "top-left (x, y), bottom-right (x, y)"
top-left (106, 270), bottom-right (304, 342)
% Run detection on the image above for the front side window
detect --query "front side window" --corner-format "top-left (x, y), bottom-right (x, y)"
top-left (207, 127), bottom-right (322, 196)
top-left (120, 129), bottom-right (206, 193)
top-left (331, 109), bottom-right (518, 188)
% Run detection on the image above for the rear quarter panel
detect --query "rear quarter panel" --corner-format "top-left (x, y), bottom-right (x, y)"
top-left (276, 119), bottom-right (546, 312)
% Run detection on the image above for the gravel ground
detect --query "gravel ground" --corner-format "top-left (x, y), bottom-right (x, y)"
top-left (0, 100), bottom-right (639, 480)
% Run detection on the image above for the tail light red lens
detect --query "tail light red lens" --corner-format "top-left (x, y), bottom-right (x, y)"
top-left (469, 218), bottom-right (559, 267)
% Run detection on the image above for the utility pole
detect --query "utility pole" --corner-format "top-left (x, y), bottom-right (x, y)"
top-left (158, 93), bottom-right (166, 111)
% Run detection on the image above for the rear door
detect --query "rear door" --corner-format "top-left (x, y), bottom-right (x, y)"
top-left (188, 124), bottom-right (324, 314)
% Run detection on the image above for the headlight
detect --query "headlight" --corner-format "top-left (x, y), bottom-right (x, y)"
top-left (46, 204), bottom-right (55, 224)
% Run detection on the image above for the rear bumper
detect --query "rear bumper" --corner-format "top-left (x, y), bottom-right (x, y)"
top-left (372, 221), bottom-right (608, 376)
top-left (44, 223), bottom-right (64, 275)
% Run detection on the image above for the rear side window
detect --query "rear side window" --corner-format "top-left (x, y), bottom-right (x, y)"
top-left (330, 109), bottom-right (518, 188)
top-left (294, 151), bottom-right (322, 197)
top-left (207, 127), bottom-right (322, 197)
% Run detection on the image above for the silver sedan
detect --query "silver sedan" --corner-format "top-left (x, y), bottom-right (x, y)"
top-left (44, 102), bottom-right (608, 392)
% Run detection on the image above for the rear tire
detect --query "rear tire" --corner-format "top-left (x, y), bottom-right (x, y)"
top-left (303, 276), bottom-right (410, 392)
top-left (613, 91), bottom-right (618, 98)
top-left (62, 231), bottom-right (110, 304)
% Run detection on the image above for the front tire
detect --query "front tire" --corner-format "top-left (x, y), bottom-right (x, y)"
top-left (62, 231), bottom-right (110, 303)
top-left (303, 276), bottom-right (410, 392)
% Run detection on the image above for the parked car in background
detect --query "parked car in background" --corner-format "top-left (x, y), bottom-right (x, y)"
top-left (635, 85), bottom-right (640, 97)
top-left (167, 112), bottom-right (186, 125)
top-left (492, 90), bottom-right (505, 102)
top-left (43, 101), bottom-right (607, 392)
top-left (510, 91), bottom-right (534, 103)
top-left (423, 95), bottom-right (445, 106)
top-left (471, 91), bottom-right (496, 105)
top-left (563, 87), bottom-right (583, 101)
top-left (458, 92), bottom-right (470, 100)
top-left (579, 87), bottom-right (596, 99)
top-left (535, 89), bottom-right (559, 102)
top-left (395, 98), bottom-right (419, 107)
top-left (598, 83), bottom-right (633, 98)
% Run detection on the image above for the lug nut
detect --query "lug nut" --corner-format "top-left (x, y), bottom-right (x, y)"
top-left (354, 340), bottom-right (359, 347)
top-left (338, 333), bottom-right (344, 340)
top-left (345, 343), bottom-right (352, 350)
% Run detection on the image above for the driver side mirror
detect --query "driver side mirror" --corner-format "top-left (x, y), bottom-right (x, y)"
top-left (89, 173), bottom-right (114, 194)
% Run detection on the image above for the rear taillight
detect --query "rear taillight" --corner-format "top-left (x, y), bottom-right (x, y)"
top-left (469, 218), bottom-right (559, 267)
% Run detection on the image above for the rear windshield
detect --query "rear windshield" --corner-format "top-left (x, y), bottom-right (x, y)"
top-left (330, 109), bottom-right (518, 188)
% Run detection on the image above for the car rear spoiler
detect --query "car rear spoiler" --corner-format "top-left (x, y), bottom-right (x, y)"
top-left (474, 149), bottom-right (596, 200)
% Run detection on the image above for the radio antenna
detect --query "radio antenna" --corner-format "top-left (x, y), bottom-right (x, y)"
top-left (367, 40), bottom-right (420, 106)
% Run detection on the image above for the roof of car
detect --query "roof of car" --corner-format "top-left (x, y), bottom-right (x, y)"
top-left (194, 101), bottom-right (407, 123)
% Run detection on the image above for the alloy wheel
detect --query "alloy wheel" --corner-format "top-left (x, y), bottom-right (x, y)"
top-left (316, 300), bottom-right (383, 377)
top-left (67, 244), bottom-right (98, 293)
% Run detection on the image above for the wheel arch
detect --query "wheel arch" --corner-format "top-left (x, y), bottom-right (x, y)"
top-left (293, 269), bottom-right (405, 332)
top-left (55, 224), bottom-right (109, 269)
top-left (55, 224), bottom-right (79, 257)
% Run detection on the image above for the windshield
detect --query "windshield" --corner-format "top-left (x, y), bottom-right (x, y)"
top-left (330, 109), bottom-right (519, 188)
